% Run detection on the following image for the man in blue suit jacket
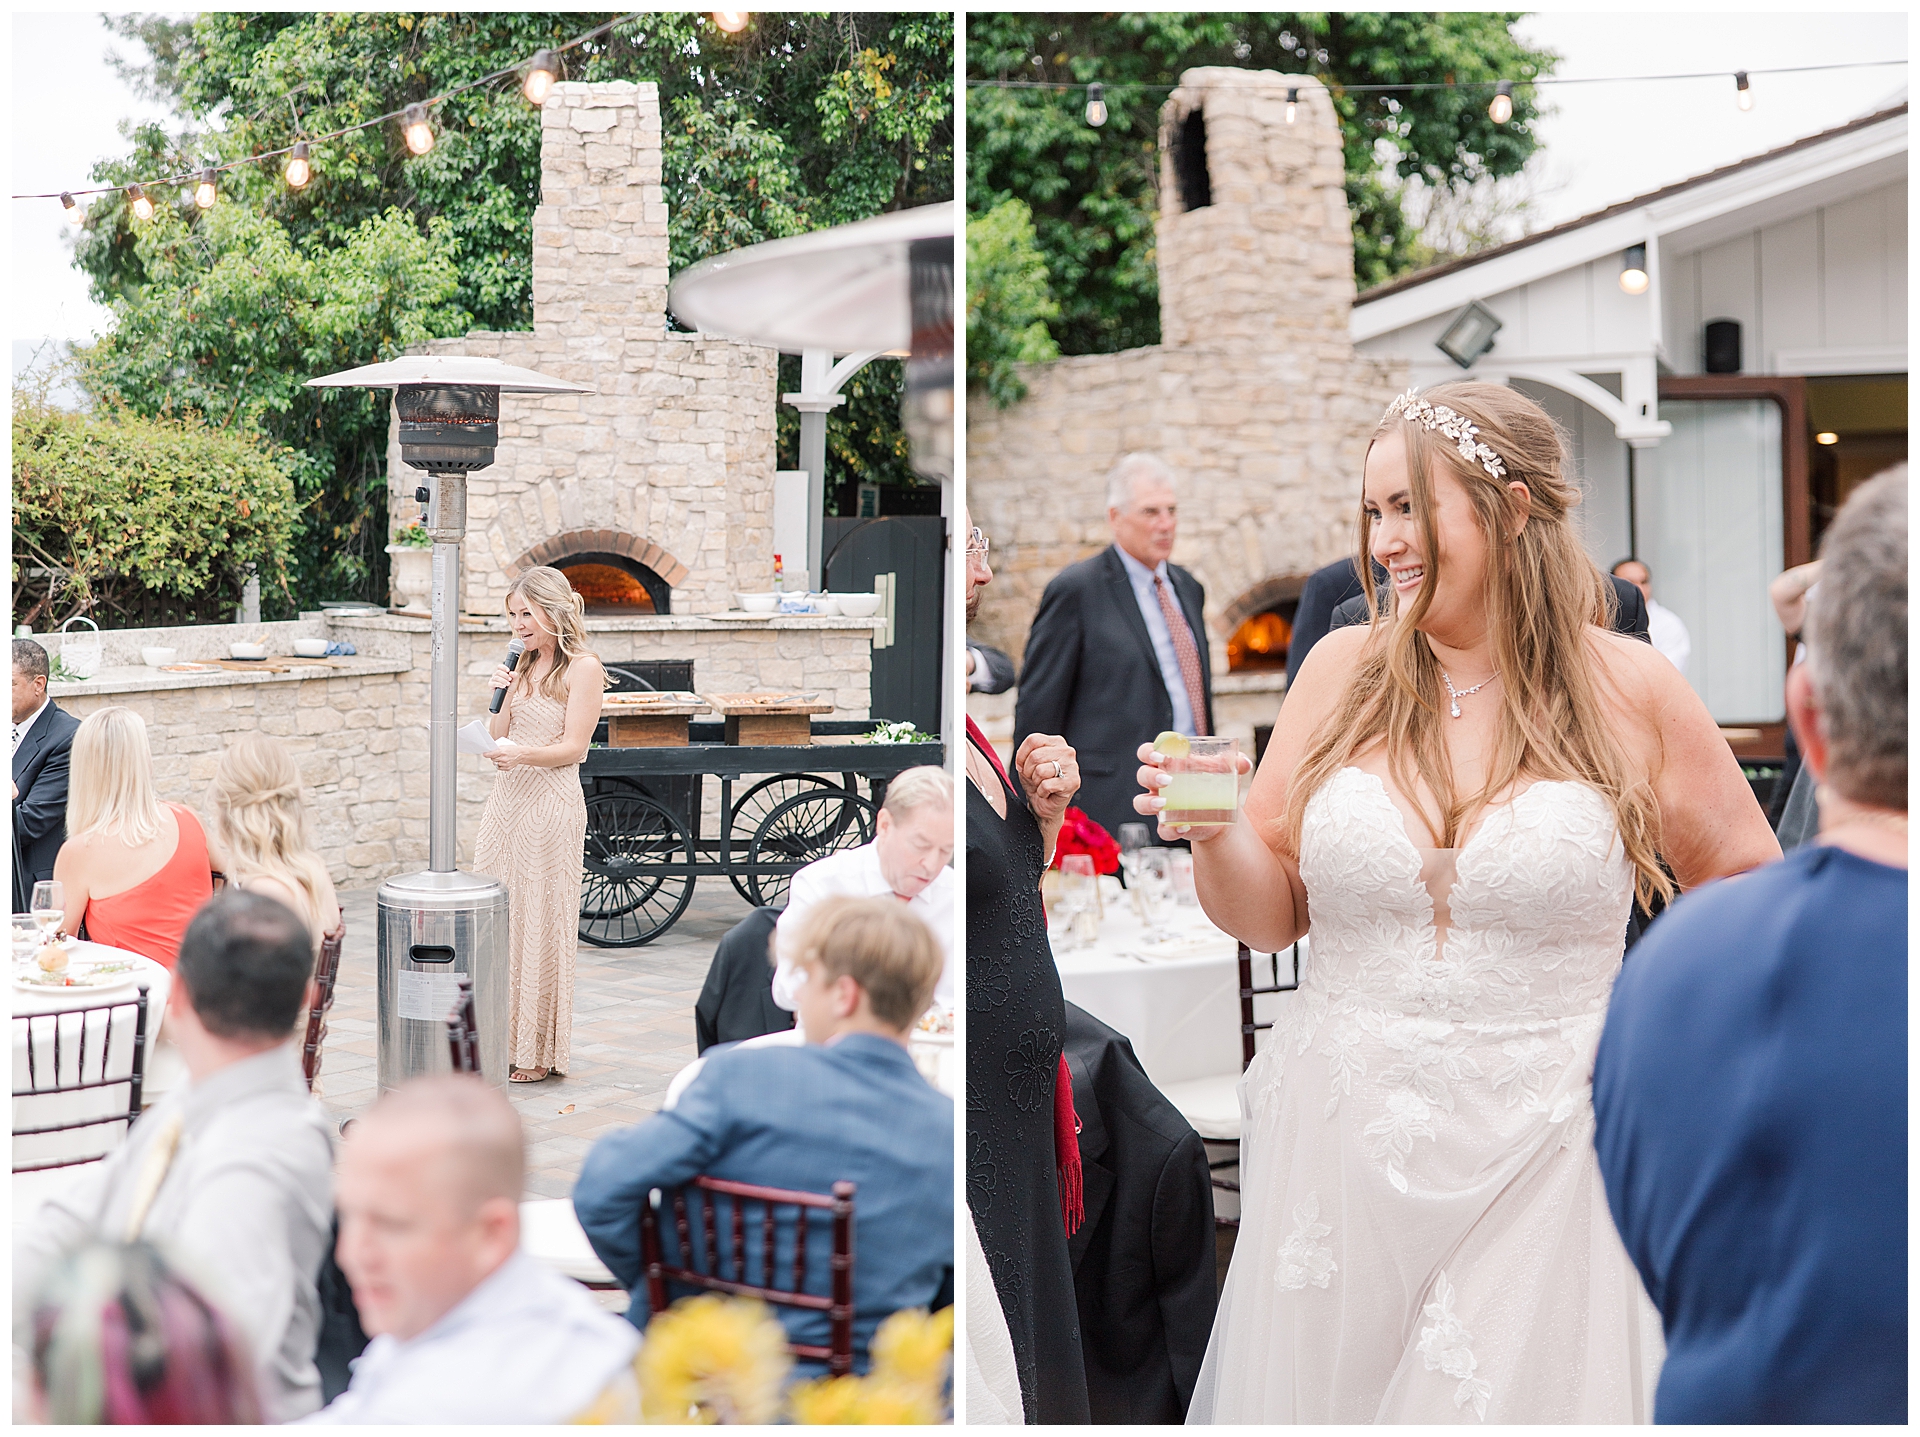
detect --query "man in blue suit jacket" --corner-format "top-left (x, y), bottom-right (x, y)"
top-left (573, 895), bottom-right (953, 1371)
top-left (12, 639), bottom-right (82, 911)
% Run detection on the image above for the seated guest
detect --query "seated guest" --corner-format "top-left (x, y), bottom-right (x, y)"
top-left (771, 765), bottom-right (954, 1013)
top-left (694, 906), bottom-right (790, 1051)
top-left (311, 1075), bottom-right (639, 1424)
top-left (576, 896), bottom-right (955, 1370)
top-left (207, 733), bottom-right (341, 953)
top-left (52, 705), bottom-right (212, 968)
top-left (14, 890), bottom-right (335, 1421)
top-left (25, 1239), bottom-right (262, 1424)
top-left (1593, 467), bottom-right (1908, 1424)
top-left (12, 637), bottom-right (82, 911)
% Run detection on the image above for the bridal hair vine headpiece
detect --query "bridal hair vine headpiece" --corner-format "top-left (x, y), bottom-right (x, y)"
top-left (1383, 388), bottom-right (1508, 480)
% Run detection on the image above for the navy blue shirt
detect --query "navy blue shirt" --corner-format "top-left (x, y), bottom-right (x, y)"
top-left (1593, 844), bottom-right (1907, 1424)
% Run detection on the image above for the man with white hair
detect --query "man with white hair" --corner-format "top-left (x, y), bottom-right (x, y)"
top-left (310, 1074), bottom-right (639, 1423)
top-left (1014, 453), bottom-right (1214, 841)
top-left (772, 764), bottom-right (954, 1012)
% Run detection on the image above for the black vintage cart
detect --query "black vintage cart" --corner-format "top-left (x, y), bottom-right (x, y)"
top-left (576, 719), bottom-right (944, 947)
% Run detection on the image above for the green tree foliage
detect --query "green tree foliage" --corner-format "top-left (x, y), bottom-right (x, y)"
top-left (966, 199), bottom-right (1061, 407)
top-left (12, 395), bottom-right (299, 629)
top-left (75, 203), bottom-right (469, 611)
top-left (966, 12), bottom-right (1556, 356)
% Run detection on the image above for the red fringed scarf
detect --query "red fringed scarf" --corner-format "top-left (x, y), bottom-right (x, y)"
top-left (968, 717), bottom-right (1086, 1237)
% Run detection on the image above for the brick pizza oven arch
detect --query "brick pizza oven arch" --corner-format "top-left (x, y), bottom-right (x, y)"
top-left (510, 529), bottom-right (691, 614)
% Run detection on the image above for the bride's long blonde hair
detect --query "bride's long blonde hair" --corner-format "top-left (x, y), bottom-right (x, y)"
top-left (506, 566), bottom-right (599, 701)
top-left (1281, 381), bottom-right (1671, 910)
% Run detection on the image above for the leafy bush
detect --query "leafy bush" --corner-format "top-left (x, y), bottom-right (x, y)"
top-left (12, 397), bottom-right (298, 630)
top-left (966, 198), bottom-right (1061, 409)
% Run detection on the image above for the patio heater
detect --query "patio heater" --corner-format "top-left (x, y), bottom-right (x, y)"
top-left (305, 356), bottom-right (592, 1092)
top-left (669, 204), bottom-right (956, 741)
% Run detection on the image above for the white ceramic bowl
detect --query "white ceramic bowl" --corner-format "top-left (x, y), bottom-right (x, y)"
top-left (807, 594), bottom-right (842, 616)
top-left (834, 593), bottom-right (882, 618)
top-left (735, 592), bottom-right (779, 614)
top-left (140, 646), bottom-right (178, 668)
top-left (292, 638), bottom-right (330, 658)
top-left (229, 641), bottom-right (268, 660)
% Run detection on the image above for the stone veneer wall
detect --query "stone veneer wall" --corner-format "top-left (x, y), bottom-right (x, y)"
top-left (389, 81), bottom-right (779, 619)
top-left (50, 613), bottom-right (877, 889)
top-left (967, 69), bottom-right (1406, 671)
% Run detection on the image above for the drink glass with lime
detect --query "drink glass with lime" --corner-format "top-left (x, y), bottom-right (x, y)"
top-left (1157, 733), bottom-right (1241, 831)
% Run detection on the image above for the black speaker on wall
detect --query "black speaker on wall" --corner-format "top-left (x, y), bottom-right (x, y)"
top-left (1704, 319), bottom-right (1742, 374)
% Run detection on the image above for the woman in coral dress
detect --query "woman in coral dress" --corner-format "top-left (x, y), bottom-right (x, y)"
top-left (1142, 383), bottom-right (1781, 1423)
top-left (473, 566), bottom-right (604, 1083)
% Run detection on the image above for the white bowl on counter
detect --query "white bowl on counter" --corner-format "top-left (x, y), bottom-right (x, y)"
top-left (140, 646), bottom-right (178, 668)
top-left (229, 641), bottom-right (268, 660)
top-left (806, 594), bottom-right (842, 616)
top-left (834, 593), bottom-right (883, 618)
top-left (734, 592), bottom-right (780, 614)
top-left (292, 638), bottom-right (330, 658)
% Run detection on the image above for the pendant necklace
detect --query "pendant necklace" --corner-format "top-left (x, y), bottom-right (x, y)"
top-left (1440, 668), bottom-right (1496, 718)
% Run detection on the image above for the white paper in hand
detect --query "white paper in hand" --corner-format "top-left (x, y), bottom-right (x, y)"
top-left (457, 719), bottom-right (508, 755)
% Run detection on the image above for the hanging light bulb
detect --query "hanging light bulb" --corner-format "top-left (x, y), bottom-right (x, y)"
top-left (1084, 83), bottom-right (1107, 128)
top-left (60, 192), bottom-right (85, 227)
top-left (1735, 71), bottom-right (1753, 111)
top-left (1488, 81), bottom-right (1514, 125)
top-left (128, 184), bottom-right (154, 222)
top-left (523, 49), bottom-right (558, 106)
top-left (285, 140), bottom-right (311, 190)
top-left (1619, 243), bottom-right (1650, 295)
top-left (1286, 87), bottom-right (1299, 125)
top-left (403, 103), bottom-right (435, 156)
top-left (712, 11), bottom-right (749, 33)
top-left (194, 168), bottom-right (218, 210)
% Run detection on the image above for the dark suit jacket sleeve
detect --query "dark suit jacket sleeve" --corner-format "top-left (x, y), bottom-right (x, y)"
top-left (572, 1070), bottom-right (735, 1286)
top-left (1288, 561), bottom-right (1364, 675)
top-left (13, 735), bottom-right (73, 844)
top-left (969, 644), bottom-right (1017, 695)
top-left (1013, 576), bottom-right (1081, 750)
top-left (1609, 575), bottom-right (1652, 642)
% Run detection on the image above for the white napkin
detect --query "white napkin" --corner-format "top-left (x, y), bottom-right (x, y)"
top-left (456, 720), bottom-right (515, 755)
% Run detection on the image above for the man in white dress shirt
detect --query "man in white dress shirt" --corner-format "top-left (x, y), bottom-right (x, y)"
top-left (310, 1074), bottom-right (639, 1424)
top-left (771, 765), bottom-right (954, 1013)
top-left (14, 891), bottom-right (335, 1422)
top-left (1613, 558), bottom-right (1691, 677)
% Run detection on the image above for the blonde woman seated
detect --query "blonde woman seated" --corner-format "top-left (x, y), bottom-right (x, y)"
top-left (206, 733), bottom-right (342, 952)
top-left (53, 706), bottom-right (212, 969)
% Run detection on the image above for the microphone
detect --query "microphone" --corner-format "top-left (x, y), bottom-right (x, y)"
top-left (489, 638), bottom-right (526, 714)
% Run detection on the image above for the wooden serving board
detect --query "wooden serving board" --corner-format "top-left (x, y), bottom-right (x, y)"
top-left (700, 692), bottom-right (835, 747)
top-left (602, 690), bottom-right (710, 748)
top-left (212, 655), bottom-right (357, 673)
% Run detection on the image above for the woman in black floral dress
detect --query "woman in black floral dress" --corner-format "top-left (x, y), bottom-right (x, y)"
top-left (963, 514), bottom-right (1091, 1424)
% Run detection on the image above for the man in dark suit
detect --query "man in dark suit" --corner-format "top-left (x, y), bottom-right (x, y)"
top-left (966, 641), bottom-right (1016, 694)
top-left (1015, 455), bottom-right (1213, 842)
top-left (12, 638), bottom-right (82, 910)
top-left (1286, 557), bottom-right (1374, 677)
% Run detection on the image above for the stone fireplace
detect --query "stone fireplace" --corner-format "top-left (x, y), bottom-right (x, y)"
top-left (389, 81), bottom-right (778, 618)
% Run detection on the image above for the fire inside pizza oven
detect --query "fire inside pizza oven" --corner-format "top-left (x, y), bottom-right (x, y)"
top-left (553, 554), bottom-right (669, 615)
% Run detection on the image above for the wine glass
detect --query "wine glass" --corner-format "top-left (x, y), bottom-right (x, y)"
top-left (30, 880), bottom-right (64, 938)
top-left (1055, 855), bottom-right (1097, 952)
top-left (11, 914), bottom-right (40, 967)
top-left (1131, 848), bottom-right (1176, 941)
top-left (1117, 822), bottom-right (1151, 886)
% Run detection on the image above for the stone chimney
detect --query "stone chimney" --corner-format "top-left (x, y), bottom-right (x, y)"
top-left (1155, 68), bottom-right (1356, 352)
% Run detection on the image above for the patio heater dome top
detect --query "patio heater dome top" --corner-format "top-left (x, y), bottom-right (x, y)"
top-left (669, 202), bottom-right (954, 354)
top-left (304, 355), bottom-right (595, 394)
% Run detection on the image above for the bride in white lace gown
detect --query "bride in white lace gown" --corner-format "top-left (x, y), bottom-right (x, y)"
top-left (1141, 383), bottom-right (1780, 1424)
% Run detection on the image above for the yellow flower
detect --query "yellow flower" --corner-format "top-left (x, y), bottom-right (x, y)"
top-left (870, 1306), bottom-right (955, 1392)
top-left (788, 1376), bottom-right (941, 1425)
top-left (636, 1295), bottom-right (792, 1425)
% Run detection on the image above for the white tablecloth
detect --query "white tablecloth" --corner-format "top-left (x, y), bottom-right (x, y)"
top-left (1053, 880), bottom-right (1298, 1090)
top-left (12, 944), bottom-right (171, 1172)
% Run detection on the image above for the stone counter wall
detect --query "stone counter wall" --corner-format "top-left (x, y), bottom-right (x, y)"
top-left (52, 613), bottom-right (878, 888)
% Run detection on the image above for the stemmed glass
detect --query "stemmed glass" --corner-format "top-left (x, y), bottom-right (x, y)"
top-left (1053, 854), bottom-right (1098, 953)
top-left (1117, 823), bottom-right (1151, 885)
top-left (30, 881), bottom-right (64, 939)
top-left (1130, 848), bottom-right (1176, 942)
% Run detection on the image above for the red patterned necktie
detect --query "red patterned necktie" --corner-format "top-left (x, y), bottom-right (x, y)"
top-left (1153, 573), bottom-right (1210, 736)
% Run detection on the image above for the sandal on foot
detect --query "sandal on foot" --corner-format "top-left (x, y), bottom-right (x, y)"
top-left (509, 1067), bottom-right (550, 1083)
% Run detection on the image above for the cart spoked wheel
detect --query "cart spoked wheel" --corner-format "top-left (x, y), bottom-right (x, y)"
top-left (725, 774), bottom-right (845, 904)
top-left (745, 789), bottom-right (879, 907)
top-left (579, 790), bottom-right (695, 947)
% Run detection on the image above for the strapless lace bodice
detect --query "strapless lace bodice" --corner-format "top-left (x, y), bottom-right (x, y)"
top-left (1299, 766), bottom-right (1633, 1024)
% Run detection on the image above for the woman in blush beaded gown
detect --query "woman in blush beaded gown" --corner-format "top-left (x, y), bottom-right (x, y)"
top-left (473, 566), bottom-right (604, 1084)
top-left (1140, 383), bottom-right (1780, 1424)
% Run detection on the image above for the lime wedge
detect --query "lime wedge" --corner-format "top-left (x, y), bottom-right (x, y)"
top-left (1154, 731), bottom-right (1190, 758)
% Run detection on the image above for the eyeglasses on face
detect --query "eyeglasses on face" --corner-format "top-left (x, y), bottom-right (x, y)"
top-left (965, 528), bottom-right (991, 558)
